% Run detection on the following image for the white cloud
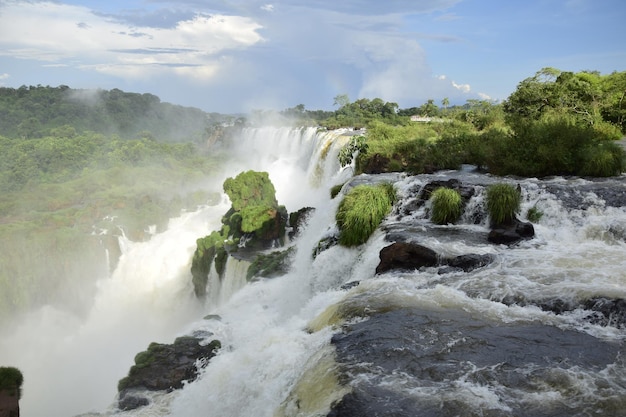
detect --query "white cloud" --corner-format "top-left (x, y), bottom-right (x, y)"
top-left (261, 4), bottom-right (275, 12)
top-left (451, 80), bottom-right (470, 93)
top-left (0, 1), bottom-right (263, 81)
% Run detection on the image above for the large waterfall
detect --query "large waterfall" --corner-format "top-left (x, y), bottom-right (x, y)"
top-left (1, 127), bottom-right (625, 417)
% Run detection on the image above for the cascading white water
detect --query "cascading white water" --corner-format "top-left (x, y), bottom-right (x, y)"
top-left (2, 126), bottom-right (625, 417)
top-left (0, 127), bottom-right (353, 417)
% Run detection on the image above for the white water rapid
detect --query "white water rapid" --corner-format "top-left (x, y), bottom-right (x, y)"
top-left (1, 127), bottom-right (625, 417)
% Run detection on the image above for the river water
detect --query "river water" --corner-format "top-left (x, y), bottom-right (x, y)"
top-left (1, 127), bottom-right (624, 416)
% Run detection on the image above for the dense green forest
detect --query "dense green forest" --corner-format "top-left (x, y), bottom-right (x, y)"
top-left (0, 67), bottom-right (624, 321)
top-left (0, 84), bottom-right (228, 142)
top-left (0, 86), bottom-right (229, 320)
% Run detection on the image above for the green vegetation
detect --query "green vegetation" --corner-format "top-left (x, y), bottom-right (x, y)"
top-left (486, 184), bottom-right (522, 226)
top-left (526, 206), bottom-right (543, 223)
top-left (330, 183), bottom-right (346, 199)
top-left (338, 135), bottom-right (368, 167)
top-left (191, 231), bottom-right (231, 297)
top-left (0, 366), bottom-right (23, 399)
top-left (2, 67), bottom-right (625, 318)
top-left (312, 68), bottom-right (625, 178)
top-left (0, 115), bottom-right (221, 321)
top-left (430, 188), bottom-right (463, 225)
top-left (222, 171), bottom-right (285, 240)
top-left (0, 85), bottom-right (228, 142)
top-left (247, 247), bottom-right (295, 281)
top-left (336, 183), bottom-right (396, 247)
top-left (191, 171), bottom-right (290, 297)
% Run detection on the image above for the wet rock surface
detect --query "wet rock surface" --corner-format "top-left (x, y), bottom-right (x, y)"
top-left (501, 296), bottom-right (626, 329)
top-left (117, 336), bottom-right (221, 410)
top-left (375, 241), bottom-right (495, 275)
top-left (328, 307), bottom-right (624, 417)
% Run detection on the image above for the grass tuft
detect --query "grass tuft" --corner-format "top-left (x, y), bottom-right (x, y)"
top-left (486, 183), bottom-right (521, 226)
top-left (430, 187), bottom-right (462, 224)
top-left (336, 183), bottom-right (396, 247)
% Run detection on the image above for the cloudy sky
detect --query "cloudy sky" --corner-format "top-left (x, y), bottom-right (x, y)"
top-left (0, 0), bottom-right (624, 113)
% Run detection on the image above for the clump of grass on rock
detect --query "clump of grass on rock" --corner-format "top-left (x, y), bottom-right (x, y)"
top-left (486, 183), bottom-right (521, 226)
top-left (336, 183), bottom-right (396, 247)
top-left (430, 187), bottom-right (462, 225)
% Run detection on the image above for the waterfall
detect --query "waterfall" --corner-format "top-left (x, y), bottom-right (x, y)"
top-left (1, 127), bottom-right (624, 417)
top-left (0, 127), bottom-right (353, 417)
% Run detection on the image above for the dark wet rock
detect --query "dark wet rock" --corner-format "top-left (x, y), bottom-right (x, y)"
top-left (288, 207), bottom-right (315, 239)
top-left (247, 247), bottom-right (294, 280)
top-left (443, 253), bottom-right (495, 273)
top-left (117, 336), bottom-right (221, 410)
top-left (376, 240), bottom-right (494, 275)
top-left (375, 242), bottom-right (438, 274)
top-left (313, 234), bottom-right (340, 259)
top-left (118, 394), bottom-right (149, 411)
top-left (502, 296), bottom-right (626, 329)
top-left (488, 219), bottom-right (534, 244)
top-left (328, 307), bottom-right (623, 417)
top-left (584, 297), bottom-right (626, 328)
top-left (341, 281), bottom-right (360, 290)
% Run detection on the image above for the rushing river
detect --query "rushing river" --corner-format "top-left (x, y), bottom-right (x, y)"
top-left (1, 127), bottom-right (625, 416)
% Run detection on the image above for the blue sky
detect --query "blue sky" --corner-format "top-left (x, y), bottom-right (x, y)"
top-left (0, 0), bottom-right (624, 113)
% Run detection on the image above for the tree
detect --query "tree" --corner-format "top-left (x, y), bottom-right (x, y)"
top-left (442, 97), bottom-right (450, 110)
top-left (333, 94), bottom-right (350, 108)
top-left (503, 67), bottom-right (626, 132)
top-left (419, 99), bottom-right (439, 117)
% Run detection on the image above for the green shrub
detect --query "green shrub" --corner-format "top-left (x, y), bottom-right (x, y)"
top-left (430, 188), bottom-right (462, 224)
top-left (484, 113), bottom-right (624, 177)
top-left (486, 183), bottom-right (521, 226)
top-left (336, 183), bottom-right (396, 246)
top-left (0, 366), bottom-right (23, 399)
top-left (580, 142), bottom-right (624, 177)
top-left (526, 205), bottom-right (543, 223)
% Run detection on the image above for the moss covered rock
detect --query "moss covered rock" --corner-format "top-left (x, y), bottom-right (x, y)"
top-left (191, 170), bottom-right (291, 297)
top-left (247, 247), bottom-right (295, 281)
top-left (117, 337), bottom-right (221, 410)
top-left (191, 230), bottom-right (228, 297)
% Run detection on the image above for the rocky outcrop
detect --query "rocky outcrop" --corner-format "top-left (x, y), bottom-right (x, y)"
top-left (376, 242), bottom-right (495, 275)
top-left (375, 242), bottom-right (438, 274)
top-left (0, 367), bottom-right (22, 417)
top-left (444, 253), bottom-right (495, 273)
top-left (288, 207), bottom-right (315, 239)
top-left (0, 390), bottom-right (19, 417)
top-left (117, 336), bottom-right (221, 411)
top-left (191, 171), bottom-right (312, 297)
top-left (487, 218), bottom-right (535, 245)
